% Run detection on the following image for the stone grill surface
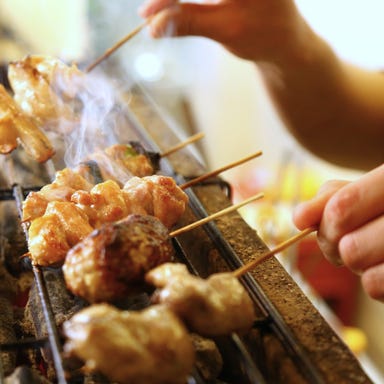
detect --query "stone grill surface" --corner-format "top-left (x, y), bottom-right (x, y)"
top-left (0, 79), bottom-right (373, 384)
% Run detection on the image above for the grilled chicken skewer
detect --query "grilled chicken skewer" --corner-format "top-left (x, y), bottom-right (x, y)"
top-left (62, 194), bottom-right (263, 303)
top-left (8, 55), bottom-right (84, 131)
top-left (27, 174), bottom-right (188, 266)
top-left (62, 303), bottom-right (194, 384)
top-left (145, 228), bottom-right (315, 337)
top-left (146, 262), bottom-right (256, 337)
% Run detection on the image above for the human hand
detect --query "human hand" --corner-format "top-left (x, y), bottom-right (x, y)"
top-left (293, 165), bottom-right (384, 301)
top-left (138, 0), bottom-right (312, 64)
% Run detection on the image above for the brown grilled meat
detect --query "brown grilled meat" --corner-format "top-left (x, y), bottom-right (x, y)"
top-left (63, 303), bottom-right (195, 384)
top-left (146, 263), bottom-right (256, 337)
top-left (62, 214), bottom-right (174, 303)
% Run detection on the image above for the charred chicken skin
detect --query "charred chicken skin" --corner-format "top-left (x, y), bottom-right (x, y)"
top-left (63, 303), bottom-right (195, 384)
top-left (62, 214), bottom-right (174, 303)
top-left (146, 263), bottom-right (256, 337)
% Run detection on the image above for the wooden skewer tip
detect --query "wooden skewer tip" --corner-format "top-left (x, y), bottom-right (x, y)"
top-left (85, 18), bottom-right (151, 73)
top-left (160, 132), bottom-right (205, 157)
top-left (233, 227), bottom-right (316, 277)
top-left (169, 192), bottom-right (264, 238)
top-left (180, 150), bottom-right (263, 190)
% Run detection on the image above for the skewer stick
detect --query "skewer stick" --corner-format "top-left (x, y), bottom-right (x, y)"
top-left (169, 192), bottom-right (264, 237)
top-left (233, 227), bottom-right (316, 278)
top-left (85, 19), bottom-right (151, 73)
top-left (160, 132), bottom-right (205, 157)
top-left (180, 150), bottom-right (263, 190)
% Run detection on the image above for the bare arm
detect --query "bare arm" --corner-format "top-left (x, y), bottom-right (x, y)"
top-left (139, 0), bottom-right (384, 170)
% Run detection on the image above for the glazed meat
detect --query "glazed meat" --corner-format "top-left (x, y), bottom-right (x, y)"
top-left (0, 84), bottom-right (54, 162)
top-left (23, 170), bottom-right (188, 229)
top-left (63, 304), bottom-right (195, 384)
top-left (8, 55), bottom-right (84, 131)
top-left (62, 214), bottom-right (174, 303)
top-left (146, 263), bottom-right (256, 337)
top-left (123, 175), bottom-right (188, 228)
top-left (71, 175), bottom-right (188, 229)
top-left (22, 168), bottom-right (93, 222)
top-left (25, 175), bottom-right (187, 266)
top-left (28, 201), bottom-right (93, 266)
top-left (71, 179), bottom-right (130, 227)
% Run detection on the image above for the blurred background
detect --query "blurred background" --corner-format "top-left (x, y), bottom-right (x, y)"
top-left (0, 0), bottom-right (383, 381)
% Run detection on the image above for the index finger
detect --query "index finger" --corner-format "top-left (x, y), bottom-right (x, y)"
top-left (139, 0), bottom-right (178, 17)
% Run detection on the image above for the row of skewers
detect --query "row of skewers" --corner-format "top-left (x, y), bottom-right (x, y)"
top-left (0, 32), bottom-right (316, 384)
top-left (18, 138), bottom-right (312, 383)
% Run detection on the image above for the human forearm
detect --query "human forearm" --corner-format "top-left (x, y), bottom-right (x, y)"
top-left (259, 31), bottom-right (384, 170)
top-left (139, 0), bottom-right (384, 170)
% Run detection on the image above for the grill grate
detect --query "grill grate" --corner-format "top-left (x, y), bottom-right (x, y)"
top-left (0, 82), bottom-right (373, 384)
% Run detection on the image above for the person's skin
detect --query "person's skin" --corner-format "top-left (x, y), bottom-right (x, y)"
top-left (139, 0), bottom-right (384, 301)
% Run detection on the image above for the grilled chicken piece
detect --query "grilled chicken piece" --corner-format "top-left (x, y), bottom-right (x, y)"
top-left (22, 168), bottom-right (93, 222)
top-left (0, 263), bottom-right (17, 376)
top-left (104, 143), bottom-right (158, 177)
top-left (25, 175), bottom-right (186, 267)
top-left (8, 55), bottom-right (83, 131)
top-left (23, 171), bottom-right (187, 229)
top-left (63, 304), bottom-right (195, 384)
top-left (28, 201), bottom-right (93, 266)
top-left (62, 214), bottom-right (174, 303)
top-left (71, 179), bottom-right (129, 227)
top-left (146, 263), bottom-right (256, 337)
top-left (0, 110), bottom-right (18, 154)
top-left (0, 84), bottom-right (54, 162)
top-left (123, 175), bottom-right (188, 228)
top-left (71, 175), bottom-right (188, 229)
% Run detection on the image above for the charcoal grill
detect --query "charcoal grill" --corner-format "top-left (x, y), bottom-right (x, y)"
top-left (0, 74), bottom-right (374, 384)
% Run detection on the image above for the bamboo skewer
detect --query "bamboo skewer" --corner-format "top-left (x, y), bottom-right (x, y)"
top-left (180, 150), bottom-right (263, 190)
top-left (160, 132), bottom-right (205, 157)
top-left (85, 19), bottom-right (151, 73)
top-left (233, 227), bottom-right (316, 278)
top-left (169, 193), bottom-right (264, 237)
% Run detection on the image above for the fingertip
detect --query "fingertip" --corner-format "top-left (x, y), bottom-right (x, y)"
top-left (147, 11), bottom-right (174, 38)
top-left (292, 202), bottom-right (313, 230)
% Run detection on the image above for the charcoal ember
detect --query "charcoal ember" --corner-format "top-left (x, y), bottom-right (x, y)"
top-left (191, 333), bottom-right (223, 381)
top-left (4, 365), bottom-right (52, 384)
top-left (0, 298), bottom-right (17, 376)
top-left (23, 269), bottom-right (86, 338)
top-left (0, 262), bottom-right (18, 375)
top-left (0, 224), bottom-right (29, 275)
